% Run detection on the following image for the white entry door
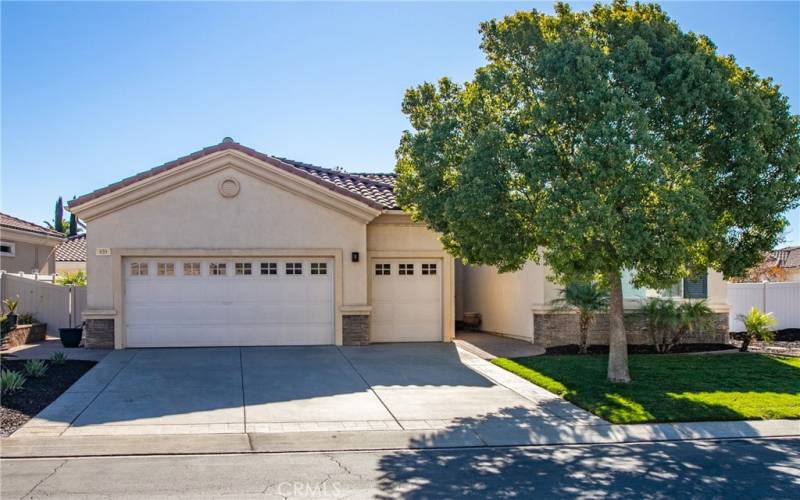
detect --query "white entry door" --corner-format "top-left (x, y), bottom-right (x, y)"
top-left (123, 257), bottom-right (334, 347)
top-left (370, 259), bottom-right (442, 342)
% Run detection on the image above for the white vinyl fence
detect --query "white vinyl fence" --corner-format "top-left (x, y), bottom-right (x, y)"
top-left (728, 281), bottom-right (800, 332)
top-left (0, 272), bottom-right (86, 335)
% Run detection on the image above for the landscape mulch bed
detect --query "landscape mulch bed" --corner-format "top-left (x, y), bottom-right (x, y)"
top-left (544, 343), bottom-right (735, 355)
top-left (1, 359), bottom-right (96, 437)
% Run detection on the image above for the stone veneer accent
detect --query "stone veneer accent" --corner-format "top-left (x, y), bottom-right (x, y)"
top-left (2, 323), bottom-right (47, 349)
top-left (342, 314), bottom-right (370, 346)
top-left (533, 311), bottom-right (728, 347)
top-left (85, 318), bottom-right (115, 349)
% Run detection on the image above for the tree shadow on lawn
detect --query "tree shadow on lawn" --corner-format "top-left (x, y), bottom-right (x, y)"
top-left (376, 407), bottom-right (800, 499)
top-left (496, 354), bottom-right (800, 423)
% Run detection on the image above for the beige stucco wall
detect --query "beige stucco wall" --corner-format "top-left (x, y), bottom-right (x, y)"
top-left (55, 261), bottom-right (86, 275)
top-left (463, 262), bottom-right (729, 341)
top-left (462, 261), bottom-right (550, 341)
top-left (0, 232), bottom-right (59, 274)
top-left (367, 212), bottom-right (456, 341)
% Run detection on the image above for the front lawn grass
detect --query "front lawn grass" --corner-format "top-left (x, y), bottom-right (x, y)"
top-left (492, 353), bottom-right (800, 424)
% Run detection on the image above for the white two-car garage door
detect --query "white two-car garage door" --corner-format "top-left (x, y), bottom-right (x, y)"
top-left (371, 259), bottom-right (442, 342)
top-left (124, 257), bottom-right (334, 347)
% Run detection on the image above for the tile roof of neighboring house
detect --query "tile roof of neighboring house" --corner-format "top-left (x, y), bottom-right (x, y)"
top-left (69, 138), bottom-right (399, 211)
top-left (769, 245), bottom-right (800, 269)
top-left (0, 212), bottom-right (65, 239)
top-left (56, 233), bottom-right (87, 262)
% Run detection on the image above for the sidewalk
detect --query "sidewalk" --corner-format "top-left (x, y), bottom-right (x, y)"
top-left (2, 419), bottom-right (797, 458)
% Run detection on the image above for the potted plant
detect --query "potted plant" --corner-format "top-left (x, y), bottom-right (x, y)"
top-left (59, 321), bottom-right (84, 348)
top-left (2, 298), bottom-right (19, 328)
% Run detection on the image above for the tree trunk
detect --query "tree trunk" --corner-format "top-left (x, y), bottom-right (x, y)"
top-left (606, 270), bottom-right (631, 383)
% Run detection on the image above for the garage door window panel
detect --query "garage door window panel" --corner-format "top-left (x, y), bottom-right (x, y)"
top-left (210, 263), bottom-right (228, 276)
top-left (235, 262), bottom-right (253, 276)
top-left (261, 262), bottom-right (277, 275)
top-left (399, 263), bottom-right (414, 275)
top-left (130, 262), bottom-right (149, 276)
top-left (286, 262), bottom-right (303, 275)
top-left (183, 262), bottom-right (201, 276)
top-left (311, 262), bottom-right (327, 275)
top-left (375, 263), bottom-right (390, 276)
top-left (422, 263), bottom-right (437, 275)
top-left (157, 263), bottom-right (175, 276)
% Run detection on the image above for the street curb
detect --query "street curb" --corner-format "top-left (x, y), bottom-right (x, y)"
top-left (2, 420), bottom-right (797, 459)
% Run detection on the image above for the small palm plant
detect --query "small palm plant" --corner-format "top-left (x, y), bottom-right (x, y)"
top-left (1, 369), bottom-right (26, 395)
top-left (641, 299), bottom-right (680, 353)
top-left (551, 282), bottom-right (609, 354)
top-left (737, 307), bottom-right (777, 352)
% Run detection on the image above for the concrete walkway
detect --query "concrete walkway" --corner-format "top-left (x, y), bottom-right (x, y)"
top-left (10, 343), bottom-right (597, 439)
top-left (454, 331), bottom-right (545, 359)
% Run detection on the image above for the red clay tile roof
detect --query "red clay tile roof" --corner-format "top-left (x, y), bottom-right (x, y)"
top-left (0, 212), bottom-right (65, 239)
top-left (69, 139), bottom-right (398, 211)
top-left (55, 233), bottom-right (87, 262)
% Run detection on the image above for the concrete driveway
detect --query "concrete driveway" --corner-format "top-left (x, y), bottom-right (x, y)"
top-left (14, 343), bottom-right (599, 437)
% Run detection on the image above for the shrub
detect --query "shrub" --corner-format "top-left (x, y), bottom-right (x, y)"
top-left (23, 359), bottom-right (48, 378)
top-left (16, 313), bottom-right (36, 325)
top-left (737, 307), bottom-right (778, 352)
top-left (55, 270), bottom-right (87, 287)
top-left (50, 352), bottom-right (68, 365)
top-left (1, 369), bottom-right (26, 395)
top-left (642, 299), bottom-right (713, 353)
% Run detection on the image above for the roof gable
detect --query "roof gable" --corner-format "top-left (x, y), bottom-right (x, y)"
top-left (69, 139), bottom-right (397, 213)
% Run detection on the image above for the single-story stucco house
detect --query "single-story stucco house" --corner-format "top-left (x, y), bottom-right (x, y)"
top-left (68, 138), bottom-right (457, 349)
top-left (55, 233), bottom-right (87, 275)
top-left (68, 138), bottom-right (729, 350)
top-left (0, 212), bottom-right (64, 275)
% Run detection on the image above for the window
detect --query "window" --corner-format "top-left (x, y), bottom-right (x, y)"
top-left (399, 263), bottom-right (414, 275)
top-left (421, 263), bottom-right (437, 275)
top-left (235, 262), bottom-right (252, 276)
top-left (683, 273), bottom-right (708, 299)
top-left (375, 263), bottom-right (391, 276)
top-left (210, 262), bottom-right (227, 276)
top-left (260, 262), bottom-right (277, 275)
top-left (157, 262), bottom-right (175, 276)
top-left (0, 242), bottom-right (15, 257)
top-left (183, 262), bottom-right (201, 276)
top-left (286, 262), bottom-right (303, 275)
top-left (310, 262), bottom-right (327, 275)
top-left (130, 262), bottom-right (148, 276)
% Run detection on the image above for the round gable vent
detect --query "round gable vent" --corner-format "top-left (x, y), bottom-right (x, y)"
top-left (218, 178), bottom-right (240, 198)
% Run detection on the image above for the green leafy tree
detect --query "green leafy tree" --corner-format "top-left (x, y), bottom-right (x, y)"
top-left (737, 307), bottom-right (777, 352)
top-left (395, 1), bottom-right (800, 382)
top-left (551, 282), bottom-right (609, 353)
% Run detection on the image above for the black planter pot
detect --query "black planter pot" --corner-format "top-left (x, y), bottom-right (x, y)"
top-left (6, 314), bottom-right (17, 328)
top-left (59, 327), bottom-right (83, 348)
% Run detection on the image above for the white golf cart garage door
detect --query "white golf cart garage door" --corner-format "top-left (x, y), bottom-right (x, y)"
top-left (371, 259), bottom-right (442, 342)
top-left (123, 257), bottom-right (334, 347)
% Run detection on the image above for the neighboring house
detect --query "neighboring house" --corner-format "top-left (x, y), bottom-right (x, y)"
top-left (461, 263), bottom-right (729, 347)
top-left (55, 233), bottom-right (87, 275)
top-left (68, 138), bottom-right (456, 349)
top-left (0, 212), bottom-right (64, 274)
top-left (765, 246), bottom-right (800, 282)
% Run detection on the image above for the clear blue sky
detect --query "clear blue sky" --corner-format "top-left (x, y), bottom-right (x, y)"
top-left (2, 1), bottom-right (798, 245)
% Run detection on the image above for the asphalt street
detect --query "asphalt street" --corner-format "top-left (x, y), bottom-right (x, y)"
top-left (2, 438), bottom-right (798, 499)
